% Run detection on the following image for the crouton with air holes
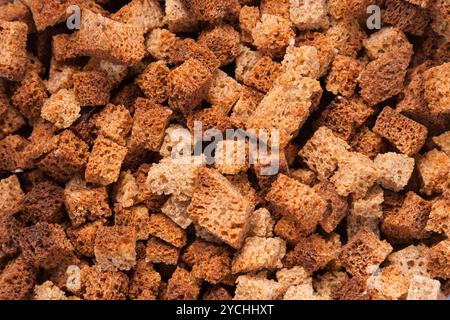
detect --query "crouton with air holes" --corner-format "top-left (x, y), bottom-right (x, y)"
top-left (0, 20), bottom-right (28, 81)
top-left (41, 89), bottom-right (80, 129)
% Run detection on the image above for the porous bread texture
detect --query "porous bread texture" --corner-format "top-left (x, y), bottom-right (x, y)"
top-left (41, 89), bottom-right (80, 129)
top-left (234, 274), bottom-right (283, 300)
top-left (207, 70), bottom-right (242, 113)
top-left (165, 0), bottom-right (198, 33)
top-left (115, 205), bottom-right (150, 240)
top-left (363, 27), bottom-right (413, 60)
top-left (374, 152), bottom-right (415, 192)
top-left (146, 156), bottom-right (205, 198)
top-left (0, 174), bottom-right (24, 215)
top-left (247, 208), bottom-right (274, 238)
top-left (281, 45), bottom-right (320, 80)
top-left (407, 275), bottom-right (441, 300)
top-left (387, 244), bottom-right (431, 280)
top-left (85, 135), bottom-right (128, 186)
top-left (267, 174), bottom-right (327, 235)
top-left (187, 168), bottom-right (254, 249)
top-left (299, 126), bottom-right (351, 180)
top-left (0, 20), bottom-right (28, 81)
top-left (161, 195), bottom-right (192, 229)
top-left (416, 149), bottom-right (450, 195)
top-left (33, 281), bottom-right (67, 300)
top-left (232, 236), bottom-right (286, 274)
top-left (426, 197), bottom-right (450, 237)
top-left (148, 213), bottom-right (187, 248)
top-left (135, 61), bottom-right (170, 104)
top-left (146, 28), bottom-right (181, 63)
top-left (76, 9), bottom-right (145, 66)
top-left (423, 62), bottom-right (450, 115)
top-left (432, 131), bottom-right (450, 156)
top-left (112, 0), bottom-right (163, 34)
top-left (289, 0), bottom-right (329, 31)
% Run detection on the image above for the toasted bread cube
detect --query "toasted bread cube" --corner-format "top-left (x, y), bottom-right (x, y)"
top-left (115, 205), bottom-right (150, 241)
top-left (423, 63), bottom-right (450, 115)
top-left (72, 71), bottom-right (110, 106)
top-left (128, 260), bottom-right (161, 300)
top-left (338, 228), bottom-right (393, 277)
top-left (387, 244), bottom-right (430, 280)
top-left (267, 174), bottom-right (327, 235)
top-left (0, 20), bottom-right (27, 81)
top-left (327, 0), bottom-right (372, 20)
top-left (363, 27), bottom-right (413, 60)
top-left (359, 49), bottom-right (411, 106)
top-left (331, 152), bottom-right (379, 198)
top-left (326, 55), bottom-right (365, 97)
top-left (165, 0), bottom-right (198, 33)
top-left (165, 267), bottom-right (201, 300)
top-left (239, 5), bottom-right (260, 43)
top-left (382, 192), bottom-right (431, 243)
top-left (426, 197), bottom-right (450, 237)
top-left (252, 14), bottom-right (294, 58)
top-left (0, 134), bottom-right (29, 172)
top-left (66, 220), bottom-right (105, 257)
top-left (350, 126), bottom-right (385, 159)
top-left (146, 28), bottom-right (181, 63)
top-left (289, 0), bottom-right (329, 30)
top-left (261, 0), bottom-right (290, 19)
top-left (148, 213), bottom-right (187, 248)
top-left (207, 70), bottom-right (242, 113)
top-left (168, 58), bottom-right (213, 116)
top-left (407, 275), bottom-right (441, 300)
top-left (85, 136), bottom-right (128, 186)
top-left (173, 38), bottom-right (220, 73)
top-left (182, 239), bottom-right (232, 284)
top-left (282, 45), bottom-right (320, 79)
top-left (45, 59), bottom-right (79, 94)
top-left (0, 175), bottom-right (24, 215)
top-left (84, 58), bottom-right (128, 90)
top-left (41, 89), bottom-right (80, 129)
top-left (19, 222), bottom-right (74, 270)
top-left (21, 181), bottom-right (64, 224)
top-left (112, 0), bottom-right (163, 34)
top-left (198, 24), bottom-right (240, 66)
top-left (0, 255), bottom-right (36, 300)
top-left (203, 286), bottom-right (232, 300)
top-left (234, 274), bottom-right (283, 300)
top-left (64, 177), bottom-right (111, 226)
top-left (283, 283), bottom-right (319, 300)
top-left (230, 86), bottom-right (264, 125)
top-left (187, 168), bottom-right (254, 249)
top-left (135, 61), bottom-right (170, 104)
top-left (433, 131), bottom-right (450, 156)
top-left (180, 0), bottom-right (238, 22)
top-left (383, 0), bottom-right (430, 36)
top-left (326, 20), bottom-right (366, 57)
top-left (314, 181), bottom-right (349, 233)
top-left (52, 34), bottom-right (81, 62)
top-left (374, 152), bottom-right (415, 192)
top-left (243, 56), bottom-right (282, 93)
top-left (297, 31), bottom-right (335, 77)
top-left (248, 208), bottom-right (274, 238)
top-left (113, 171), bottom-right (138, 208)
top-left (235, 45), bottom-right (263, 82)
top-left (428, 239), bottom-right (450, 279)
top-left (129, 98), bottom-right (172, 152)
top-left (146, 156), bottom-right (204, 198)
top-left (283, 234), bottom-right (340, 274)
top-left (373, 107), bottom-right (428, 156)
top-left (80, 265), bottom-right (129, 300)
top-left (417, 149), bottom-right (450, 196)
top-left (38, 130), bottom-right (89, 182)
top-left (315, 97), bottom-right (373, 142)
top-left (94, 225), bottom-right (136, 272)
top-left (299, 126), bottom-right (351, 179)
top-left (92, 104), bottom-right (133, 146)
top-left (161, 195), bottom-right (192, 229)
top-left (11, 71), bottom-right (48, 122)
top-left (214, 139), bottom-right (249, 175)
top-left (0, 214), bottom-right (22, 260)
top-left (232, 237), bottom-right (286, 274)
top-left (145, 237), bottom-right (180, 265)
top-left (33, 281), bottom-right (67, 300)
top-left (247, 76), bottom-right (322, 148)
top-left (75, 9), bottom-right (145, 66)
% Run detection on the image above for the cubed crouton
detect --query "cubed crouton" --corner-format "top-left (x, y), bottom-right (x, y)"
top-left (168, 59), bottom-right (213, 116)
top-left (19, 222), bottom-right (74, 270)
top-left (135, 61), bottom-right (170, 104)
top-left (326, 55), bottom-right (365, 97)
top-left (80, 265), bottom-right (129, 300)
top-left (165, 267), bottom-right (200, 300)
top-left (115, 205), bottom-right (150, 241)
top-left (243, 56), bottom-right (282, 93)
top-left (427, 239), bottom-right (450, 279)
top-left (373, 107), bottom-right (428, 156)
top-left (21, 181), bottom-right (64, 224)
top-left (94, 225), bottom-right (136, 272)
top-left (248, 208), bottom-right (274, 238)
top-left (198, 24), bottom-right (240, 66)
top-left (72, 71), bottom-right (110, 106)
top-left (129, 260), bottom-right (161, 300)
top-left (165, 0), bottom-right (198, 33)
top-left (161, 195), bottom-right (192, 229)
top-left (251, 14), bottom-right (295, 58)
top-left (289, 0), bottom-right (329, 31)
top-left (207, 70), bottom-right (242, 113)
top-left (406, 275), bottom-right (441, 300)
top-left (0, 20), bottom-right (27, 81)
top-left (235, 45), bottom-right (263, 82)
top-left (232, 237), bottom-right (286, 274)
top-left (426, 197), bottom-right (450, 236)
top-left (234, 274), bottom-right (283, 300)
top-left (85, 136), bottom-right (128, 186)
top-left (112, 0), bottom-right (163, 34)
top-left (338, 228), bottom-right (393, 276)
top-left (33, 281), bottom-right (67, 300)
top-left (66, 220), bottom-right (105, 257)
top-left (230, 86), bottom-right (264, 125)
top-left (314, 182), bottom-right (349, 233)
top-left (374, 152), bottom-right (415, 192)
top-left (387, 244), bottom-right (430, 280)
top-left (173, 38), bottom-right (220, 73)
top-left (0, 255), bottom-right (36, 300)
top-left (146, 28), bottom-right (181, 63)
top-left (41, 89), bottom-right (80, 129)
top-left (239, 5), bottom-right (260, 43)
top-left (299, 126), bottom-right (351, 179)
top-left (0, 174), bottom-right (24, 215)
top-left (382, 192), bottom-right (431, 243)
top-left (267, 174), bottom-right (327, 235)
top-left (145, 237), bottom-right (180, 265)
top-left (433, 131), bottom-right (450, 156)
top-left (0, 214), bottom-right (22, 260)
top-left (281, 45), bottom-right (320, 80)
top-left (38, 130), bottom-right (89, 182)
top-left (363, 27), bottom-right (413, 60)
top-left (383, 0), bottom-right (430, 36)
top-left (423, 63), bottom-right (450, 115)
top-left (326, 20), bottom-right (366, 57)
top-left (148, 213), bottom-right (187, 248)
top-left (92, 103), bottom-right (133, 146)
top-left (350, 126), bottom-right (385, 159)
top-left (187, 168), bottom-right (254, 249)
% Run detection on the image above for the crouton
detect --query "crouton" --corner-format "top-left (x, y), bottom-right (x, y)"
top-left (41, 89), bottom-right (80, 129)
top-left (0, 20), bottom-right (27, 81)
top-left (146, 28), bottom-right (181, 63)
top-left (21, 181), bottom-right (64, 224)
top-left (235, 45), bottom-right (263, 82)
top-left (33, 281), bottom-right (67, 300)
top-left (135, 61), bottom-right (170, 104)
top-left (289, 0), bottom-right (329, 31)
top-left (326, 20), bottom-right (366, 57)
top-left (374, 153), bottom-right (415, 192)
top-left (363, 27), bottom-right (413, 60)
top-left (383, 0), bottom-right (430, 36)
top-left (66, 220), bottom-right (105, 257)
top-left (423, 63), bottom-right (450, 115)
top-left (426, 197), bottom-right (450, 236)
top-left (207, 70), bottom-right (242, 113)
top-left (80, 266), bottom-right (129, 300)
top-left (248, 208), bottom-right (274, 238)
top-left (165, 267), bottom-right (200, 300)
top-left (115, 205), bottom-right (150, 241)
top-left (427, 240), bottom-right (450, 279)
top-left (92, 103), bottom-right (133, 146)
top-left (161, 195), bottom-right (192, 229)
top-left (165, 0), bottom-right (198, 33)
top-left (0, 255), bottom-right (36, 300)
top-left (234, 274), bottom-right (283, 300)
top-left (145, 237), bottom-right (180, 265)
top-left (112, 0), bottom-right (163, 34)
top-left (129, 260), bottom-right (161, 300)
top-left (72, 71), bottom-right (110, 106)
top-left (406, 275), bottom-right (441, 300)
top-left (243, 56), bottom-right (282, 93)
top-left (148, 213), bottom-right (187, 248)
top-left (0, 174), bottom-right (24, 215)
top-left (187, 168), bottom-right (253, 249)
top-left (281, 45), bottom-right (321, 80)
top-left (326, 55), bottom-right (365, 97)
top-left (314, 182), bottom-right (349, 233)
top-left (350, 126), bottom-right (385, 159)
top-left (198, 24), bottom-right (240, 66)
